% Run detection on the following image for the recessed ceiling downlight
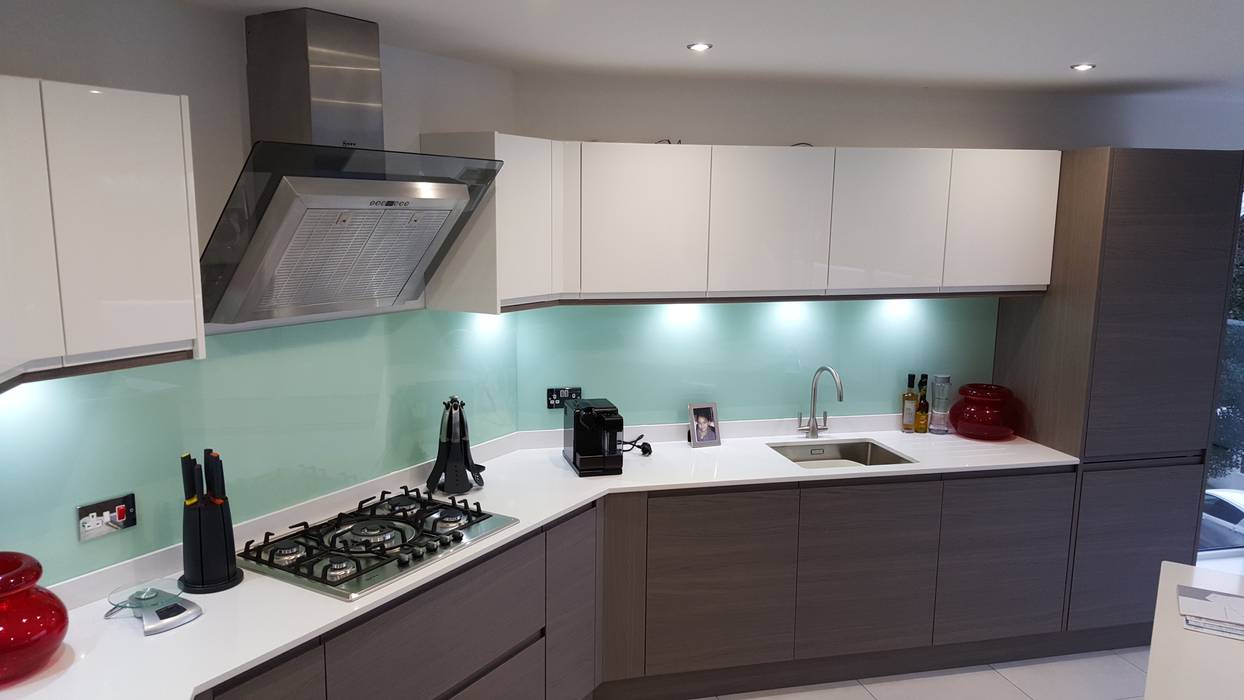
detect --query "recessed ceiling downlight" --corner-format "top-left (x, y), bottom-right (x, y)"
top-left (687, 42), bottom-right (713, 52)
top-left (1070, 63), bottom-right (1097, 72)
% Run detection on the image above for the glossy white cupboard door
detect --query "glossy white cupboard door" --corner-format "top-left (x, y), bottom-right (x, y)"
top-left (708, 146), bottom-right (834, 295)
top-left (580, 142), bottom-right (711, 296)
top-left (942, 149), bottom-right (1062, 290)
top-left (0, 76), bottom-right (66, 381)
top-left (41, 81), bottom-right (198, 358)
top-left (495, 134), bottom-right (553, 304)
top-left (551, 140), bottom-right (581, 297)
top-left (828, 148), bottom-right (952, 293)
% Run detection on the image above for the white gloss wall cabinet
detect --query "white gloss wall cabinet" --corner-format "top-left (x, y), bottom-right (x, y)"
top-left (551, 140), bottom-right (582, 297)
top-left (580, 142), bottom-right (712, 297)
top-left (422, 132), bottom-right (578, 311)
top-left (0, 76), bottom-right (66, 384)
top-left (942, 149), bottom-right (1062, 290)
top-left (828, 148), bottom-right (952, 293)
top-left (40, 80), bottom-right (203, 363)
top-left (707, 146), bottom-right (834, 295)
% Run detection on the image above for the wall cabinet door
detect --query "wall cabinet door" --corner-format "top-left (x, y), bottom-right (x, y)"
top-left (325, 535), bottom-right (545, 700)
top-left (545, 507), bottom-right (596, 700)
top-left (581, 142), bottom-right (711, 296)
top-left (796, 481), bottom-right (942, 658)
top-left (1084, 149), bottom-right (1244, 459)
top-left (0, 76), bottom-right (65, 382)
top-left (707, 145), bottom-right (834, 295)
top-left (1069, 463), bottom-right (1205, 629)
top-left (828, 148), bottom-right (951, 293)
top-left (645, 488), bottom-right (798, 675)
top-left (495, 133), bottom-right (554, 304)
top-left (942, 149), bottom-right (1061, 291)
top-left (551, 140), bottom-right (582, 298)
top-left (215, 644), bottom-right (326, 700)
top-left (934, 472), bottom-right (1075, 645)
top-left (40, 80), bottom-right (199, 360)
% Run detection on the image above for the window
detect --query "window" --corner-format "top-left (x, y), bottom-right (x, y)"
top-left (1201, 196), bottom-right (1244, 550)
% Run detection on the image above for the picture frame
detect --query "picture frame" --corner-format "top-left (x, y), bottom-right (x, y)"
top-left (688, 402), bottom-right (721, 447)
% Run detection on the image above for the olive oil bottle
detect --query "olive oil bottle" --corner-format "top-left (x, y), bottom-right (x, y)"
top-left (901, 373), bottom-right (918, 433)
top-left (914, 373), bottom-right (930, 433)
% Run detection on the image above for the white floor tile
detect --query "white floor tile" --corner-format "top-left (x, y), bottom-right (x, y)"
top-left (861, 665), bottom-right (1029, 700)
top-left (1114, 646), bottom-right (1150, 673)
top-left (993, 650), bottom-right (1147, 700)
top-left (719, 680), bottom-right (873, 699)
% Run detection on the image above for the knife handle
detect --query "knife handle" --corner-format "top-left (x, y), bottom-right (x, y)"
top-left (192, 461), bottom-right (206, 505)
top-left (180, 453), bottom-right (198, 505)
top-left (205, 450), bottom-right (227, 502)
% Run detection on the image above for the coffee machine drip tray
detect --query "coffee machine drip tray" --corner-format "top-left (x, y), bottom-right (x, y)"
top-left (563, 398), bottom-right (624, 477)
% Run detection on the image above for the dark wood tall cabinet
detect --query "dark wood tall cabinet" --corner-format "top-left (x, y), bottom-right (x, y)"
top-left (996, 148), bottom-right (1243, 461)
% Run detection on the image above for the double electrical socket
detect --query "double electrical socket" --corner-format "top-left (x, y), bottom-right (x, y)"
top-left (77, 493), bottom-right (137, 542)
top-left (546, 387), bottom-right (582, 409)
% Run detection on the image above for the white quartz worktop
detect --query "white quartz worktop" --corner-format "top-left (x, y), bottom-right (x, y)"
top-left (3, 429), bottom-right (1076, 700)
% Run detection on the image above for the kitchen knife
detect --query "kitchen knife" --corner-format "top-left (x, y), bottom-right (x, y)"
top-left (192, 459), bottom-right (205, 506)
top-left (204, 450), bottom-right (227, 503)
top-left (180, 453), bottom-right (198, 506)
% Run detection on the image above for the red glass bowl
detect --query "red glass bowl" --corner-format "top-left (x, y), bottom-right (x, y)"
top-left (0, 552), bottom-right (68, 684)
top-left (948, 383), bottom-right (1017, 440)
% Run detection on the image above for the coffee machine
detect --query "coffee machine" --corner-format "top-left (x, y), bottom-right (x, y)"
top-left (563, 398), bottom-right (624, 476)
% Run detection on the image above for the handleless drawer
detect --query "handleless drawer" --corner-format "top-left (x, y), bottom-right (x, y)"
top-left (325, 534), bottom-right (546, 700)
top-left (452, 638), bottom-right (545, 700)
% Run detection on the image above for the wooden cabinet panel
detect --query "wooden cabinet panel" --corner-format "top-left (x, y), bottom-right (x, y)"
top-left (452, 638), bottom-right (545, 700)
top-left (795, 481), bottom-right (942, 658)
top-left (645, 488), bottom-right (798, 675)
top-left (942, 149), bottom-right (1062, 290)
top-left (0, 75), bottom-right (65, 381)
top-left (1084, 149), bottom-right (1244, 459)
top-left (581, 142), bottom-right (711, 296)
top-left (828, 148), bottom-right (951, 293)
top-left (1069, 463), bottom-right (1205, 629)
top-left (325, 535), bottom-right (545, 700)
top-left (546, 508), bottom-right (596, 700)
top-left (40, 80), bottom-right (198, 358)
top-left (934, 473), bottom-right (1075, 645)
top-left (216, 645), bottom-right (326, 700)
top-left (598, 492), bottom-right (647, 682)
top-left (707, 145), bottom-right (834, 294)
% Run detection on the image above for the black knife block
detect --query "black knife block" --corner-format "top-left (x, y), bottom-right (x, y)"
top-left (179, 450), bottom-right (243, 594)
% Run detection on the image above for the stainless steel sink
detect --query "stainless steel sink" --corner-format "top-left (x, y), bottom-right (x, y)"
top-left (769, 440), bottom-right (913, 468)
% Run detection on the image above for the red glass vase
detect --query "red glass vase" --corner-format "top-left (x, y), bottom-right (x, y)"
top-left (948, 383), bottom-right (1017, 440)
top-left (0, 552), bottom-right (68, 684)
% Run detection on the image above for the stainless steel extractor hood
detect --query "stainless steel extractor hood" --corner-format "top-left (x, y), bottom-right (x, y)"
top-left (199, 8), bottom-right (501, 331)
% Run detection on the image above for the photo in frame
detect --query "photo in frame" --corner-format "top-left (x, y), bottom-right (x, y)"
top-left (688, 402), bottom-right (721, 447)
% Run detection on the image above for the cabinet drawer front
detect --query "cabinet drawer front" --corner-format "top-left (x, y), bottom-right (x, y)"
top-left (1069, 464), bottom-right (1204, 629)
top-left (215, 645), bottom-right (326, 700)
top-left (546, 508), bottom-right (596, 700)
top-left (934, 473), bottom-right (1075, 645)
top-left (796, 482), bottom-right (942, 658)
top-left (325, 535), bottom-right (545, 700)
top-left (645, 489), bottom-right (798, 675)
top-left (452, 638), bottom-right (545, 700)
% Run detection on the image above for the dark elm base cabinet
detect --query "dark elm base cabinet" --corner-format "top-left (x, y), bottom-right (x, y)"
top-left (1069, 463), bottom-right (1205, 629)
top-left (934, 473), bottom-right (1076, 645)
top-left (545, 508), bottom-right (596, 700)
top-left (212, 644), bottom-right (326, 700)
top-left (451, 638), bottom-right (545, 700)
top-left (795, 481), bottom-right (942, 658)
top-left (645, 487), bottom-right (799, 675)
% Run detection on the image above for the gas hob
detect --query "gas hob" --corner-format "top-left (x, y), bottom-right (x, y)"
top-left (236, 487), bottom-right (517, 600)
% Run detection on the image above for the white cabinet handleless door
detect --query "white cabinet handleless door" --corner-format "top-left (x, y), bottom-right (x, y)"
top-left (942, 149), bottom-right (1062, 291)
top-left (40, 81), bottom-right (199, 360)
top-left (828, 148), bottom-right (951, 293)
top-left (495, 134), bottom-right (554, 304)
top-left (581, 142), bottom-right (711, 297)
top-left (551, 140), bottom-right (582, 298)
top-left (708, 146), bottom-right (834, 295)
top-left (0, 76), bottom-right (65, 382)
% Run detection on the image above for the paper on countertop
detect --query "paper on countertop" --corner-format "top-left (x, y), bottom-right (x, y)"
top-left (1178, 584), bottom-right (1244, 641)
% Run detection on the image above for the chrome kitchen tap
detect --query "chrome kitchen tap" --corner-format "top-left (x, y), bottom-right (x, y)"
top-left (798, 366), bottom-right (844, 439)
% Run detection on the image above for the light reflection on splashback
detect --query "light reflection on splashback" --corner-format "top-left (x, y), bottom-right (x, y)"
top-left (0, 297), bottom-right (996, 585)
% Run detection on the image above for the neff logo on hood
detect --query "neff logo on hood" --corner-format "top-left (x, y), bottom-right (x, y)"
top-left (369, 200), bottom-right (410, 207)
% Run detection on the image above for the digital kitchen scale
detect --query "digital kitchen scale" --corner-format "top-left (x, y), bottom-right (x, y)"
top-left (104, 579), bottom-right (202, 635)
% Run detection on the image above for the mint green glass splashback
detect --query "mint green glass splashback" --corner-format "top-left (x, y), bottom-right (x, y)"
top-left (514, 298), bottom-right (998, 430)
top-left (0, 297), bottom-right (995, 585)
top-left (0, 310), bottom-right (517, 585)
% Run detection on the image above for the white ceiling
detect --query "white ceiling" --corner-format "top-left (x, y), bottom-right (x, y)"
top-left (194, 0), bottom-right (1244, 91)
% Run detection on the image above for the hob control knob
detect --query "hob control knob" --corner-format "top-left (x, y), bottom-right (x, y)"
top-left (438, 535), bottom-right (452, 547)
top-left (425, 541), bottom-right (440, 552)
top-left (450, 531), bottom-right (465, 542)
top-left (410, 546), bottom-right (425, 558)
top-left (397, 552), bottom-right (412, 567)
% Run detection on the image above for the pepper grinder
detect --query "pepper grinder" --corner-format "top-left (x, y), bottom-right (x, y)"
top-left (178, 449), bottom-right (243, 593)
